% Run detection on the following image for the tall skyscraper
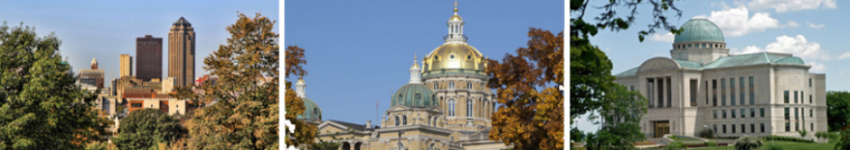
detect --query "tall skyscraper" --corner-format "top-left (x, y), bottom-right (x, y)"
top-left (119, 54), bottom-right (132, 77)
top-left (136, 35), bottom-right (162, 81)
top-left (168, 17), bottom-right (195, 87)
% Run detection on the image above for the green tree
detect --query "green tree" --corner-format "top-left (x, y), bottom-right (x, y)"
top-left (113, 108), bottom-right (187, 150)
top-left (184, 12), bottom-right (280, 149)
top-left (570, 0), bottom-right (683, 145)
top-left (799, 129), bottom-right (808, 138)
top-left (837, 126), bottom-right (850, 150)
top-left (734, 136), bottom-right (764, 150)
top-left (0, 22), bottom-right (108, 149)
top-left (584, 84), bottom-right (647, 150)
top-left (486, 28), bottom-right (564, 150)
top-left (827, 91), bottom-right (850, 131)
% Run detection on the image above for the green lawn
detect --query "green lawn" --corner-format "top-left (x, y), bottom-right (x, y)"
top-left (687, 136), bottom-right (838, 150)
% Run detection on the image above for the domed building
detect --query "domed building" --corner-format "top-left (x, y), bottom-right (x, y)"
top-left (614, 18), bottom-right (827, 141)
top-left (295, 78), bottom-right (322, 124)
top-left (310, 2), bottom-right (509, 150)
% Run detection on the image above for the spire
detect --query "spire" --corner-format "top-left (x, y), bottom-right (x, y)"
top-left (296, 78), bottom-right (307, 98)
top-left (91, 57), bottom-right (98, 69)
top-left (446, 0), bottom-right (466, 43)
top-left (409, 54), bottom-right (422, 84)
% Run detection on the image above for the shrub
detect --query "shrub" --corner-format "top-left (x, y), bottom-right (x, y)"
top-left (664, 141), bottom-right (685, 150)
top-left (798, 129), bottom-right (808, 138)
top-left (734, 136), bottom-right (763, 150)
top-left (698, 128), bottom-right (714, 139)
top-left (764, 143), bottom-right (784, 150)
top-left (763, 135), bottom-right (814, 143)
top-left (705, 141), bottom-right (717, 147)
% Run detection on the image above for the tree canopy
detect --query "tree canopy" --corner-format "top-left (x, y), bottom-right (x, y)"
top-left (0, 22), bottom-right (108, 149)
top-left (283, 45), bottom-right (318, 148)
top-left (486, 28), bottom-right (564, 150)
top-left (184, 12), bottom-right (280, 149)
top-left (113, 108), bottom-right (187, 150)
top-left (827, 91), bottom-right (850, 131)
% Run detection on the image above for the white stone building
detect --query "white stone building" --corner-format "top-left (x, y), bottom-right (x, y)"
top-left (613, 19), bottom-right (827, 139)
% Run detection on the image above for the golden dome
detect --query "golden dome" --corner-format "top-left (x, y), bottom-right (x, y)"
top-left (411, 63), bottom-right (420, 69)
top-left (422, 43), bottom-right (485, 77)
top-left (297, 78), bottom-right (305, 84)
top-left (450, 14), bottom-right (462, 21)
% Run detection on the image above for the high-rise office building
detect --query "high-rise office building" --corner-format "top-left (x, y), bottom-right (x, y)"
top-left (168, 17), bottom-right (195, 87)
top-left (119, 54), bottom-right (132, 77)
top-left (79, 58), bottom-right (105, 89)
top-left (136, 35), bottom-right (162, 81)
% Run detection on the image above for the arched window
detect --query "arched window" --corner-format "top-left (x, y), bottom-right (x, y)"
top-left (395, 116), bottom-right (400, 126)
top-left (434, 83), bottom-right (439, 90)
top-left (467, 99), bottom-right (473, 117)
top-left (449, 82), bottom-right (455, 90)
top-left (467, 82), bottom-right (472, 90)
top-left (448, 99), bottom-right (456, 116)
top-left (313, 108), bottom-right (318, 118)
top-left (403, 115), bottom-right (407, 125)
top-left (430, 143), bottom-right (436, 150)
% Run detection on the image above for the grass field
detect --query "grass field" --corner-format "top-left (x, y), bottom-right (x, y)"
top-left (688, 136), bottom-right (837, 150)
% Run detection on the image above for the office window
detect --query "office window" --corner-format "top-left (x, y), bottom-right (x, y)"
top-left (785, 107), bottom-right (790, 120)
top-left (740, 77), bottom-right (745, 105)
top-left (706, 81), bottom-right (710, 105)
top-left (714, 125), bottom-right (718, 134)
top-left (786, 122), bottom-right (790, 132)
top-left (801, 92), bottom-right (804, 104)
top-left (722, 94), bottom-right (727, 106)
top-left (723, 124), bottom-right (727, 133)
top-left (749, 76), bottom-right (754, 105)
top-left (760, 108), bottom-right (765, 117)
top-left (809, 78), bottom-right (812, 87)
top-left (723, 110), bottom-right (727, 119)
top-left (721, 79), bottom-right (726, 106)
top-left (796, 122), bottom-right (799, 131)
top-left (751, 108), bottom-right (755, 118)
top-left (732, 110), bottom-right (736, 118)
top-left (713, 94), bottom-right (717, 107)
top-left (731, 78), bottom-right (736, 106)
top-left (751, 124), bottom-right (755, 133)
top-left (810, 95), bottom-right (813, 104)
top-left (795, 107), bottom-right (799, 120)
top-left (741, 108), bottom-right (746, 118)
top-left (784, 91), bottom-right (790, 103)
top-left (741, 124), bottom-right (746, 133)
top-left (712, 80), bottom-right (717, 89)
top-left (761, 123), bottom-right (765, 133)
top-left (810, 109), bottom-right (813, 117)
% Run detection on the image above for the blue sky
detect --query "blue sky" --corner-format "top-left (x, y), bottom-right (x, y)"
top-left (0, 0), bottom-right (278, 87)
top-left (574, 0), bottom-right (847, 134)
top-left (284, 0), bottom-right (564, 125)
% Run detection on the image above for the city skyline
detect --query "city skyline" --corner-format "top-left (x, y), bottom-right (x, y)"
top-left (0, 0), bottom-right (278, 87)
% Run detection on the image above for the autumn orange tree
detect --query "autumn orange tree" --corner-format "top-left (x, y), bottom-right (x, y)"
top-left (486, 28), bottom-right (564, 150)
top-left (183, 12), bottom-right (279, 149)
top-left (283, 45), bottom-right (318, 148)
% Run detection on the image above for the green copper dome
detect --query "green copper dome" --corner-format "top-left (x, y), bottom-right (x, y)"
top-left (674, 19), bottom-right (725, 43)
top-left (391, 84), bottom-right (436, 107)
top-left (296, 97), bottom-right (322, 120)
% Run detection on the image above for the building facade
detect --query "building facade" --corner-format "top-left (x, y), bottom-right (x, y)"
top-left (305, 3), bottom-right (509, 150)
top-left (168, 17), bottom-right (195, 87)
top-left (79, 58), bottom-right (105, 89)
top-left (614, 19), bottom-right (828, 140)
top-left (119, 54), bottom-right (132, 78)
top-left (136, 35), bottom-right (162, 81)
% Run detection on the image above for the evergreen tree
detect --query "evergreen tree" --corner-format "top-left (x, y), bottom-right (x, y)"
top-left (0, 22), bottom-right (108, 149)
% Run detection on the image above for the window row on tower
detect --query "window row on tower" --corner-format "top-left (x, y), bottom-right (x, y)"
top-left (674, 42), bottom-right (726, 49)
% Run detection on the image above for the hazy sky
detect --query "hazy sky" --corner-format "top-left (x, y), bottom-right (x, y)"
top-left (0, 0), bottom-right (278, 87)
top-left (576, 0), bottom-right (846, 133)
top-left (285, 0), bottom-right (564, 125)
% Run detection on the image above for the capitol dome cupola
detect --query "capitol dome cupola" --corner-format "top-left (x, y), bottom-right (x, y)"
top-left (295, 78), bottom-right (322, 120)
top-left (391, 56), bottom-right (436, 107)
top-left (421, 1), bottom-right (487, 78)
top-left (669, 18), bottom-right (730, 64)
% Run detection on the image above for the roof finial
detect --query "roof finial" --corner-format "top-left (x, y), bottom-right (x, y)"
top-left (414, 52), bottom-right (417, 60)
top-left (453, 0), bottom-right (458, 13)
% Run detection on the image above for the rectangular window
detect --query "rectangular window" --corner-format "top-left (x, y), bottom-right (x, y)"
top-left (810, 78), bottom-right (812, 87)
top-left (796, 122), bottom-right (799, 131)
top-left (690, 79), bottom-right (698, 107)
top-left (740, 77), bottom-right (745, 105)
top-left (761, 108), bottom-right (765, 117)
top-left (731, 78), bottom-right (736, 106)
top-left (786, 122), bottom-right (791, 132)
top-left (801, 92), bottom-right (804, 104)
top-left (795, 107), bottom-right (799, 120)
top-left (706, 81), bottom-right (710, 105)
top-left (713, 94), bottom-right (717, 107)
top-left (741, 93), bottom-right (746, 105)
top-left (785, 107), bottom-right (790, 120)
top-left (761, 123), bottom-right (765, 133)
top-left (741, 124), bottom-right (746, 133)
top-left (751, 108), bottom-right (756, 118)
top-left (812, 123), bottom-right (814, 131)
top-left (723, 109), bottom-right (727, 119)
top-left (784, 90), bottom-right (790, 103)
top-left (714, 125), bottom-right (718, 134)
top-left (732, 110), bottom-right (736, 118)
top-left (131, 103), bottom-right (142, 107)
top-left (810, 95), bottom-right (813, 104)
top-left (810, 109), bottom-right (813, 117)
top-left (751, 124), bottom-right (755, 133)
top-left (749, 76), bottom-right (754, 105)
top-left (713, 79), bottom-right (717, 89)
top-left (722, 79), bottom-right (726, 106)
top-left (741, 108), bottom-right (746, 118)
top-left (723, 124), bottom-right (727, 133)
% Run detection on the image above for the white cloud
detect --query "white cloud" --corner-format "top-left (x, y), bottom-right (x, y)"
top-left (748, 0), bottom-right (837, 12)
top-left (693, 6), bottom-right (780, 37)
top-left (785, 21), bottom-right (799, 27)
top-left (807, 22), bottom-right (826, 29)
top-left (807, 61), bottom-right (826, 72)
top-left (649, 33), bottom-right (675, 43)
top-left (838, 52), bottom-right (850, 59)
top-left (735, 35), bottom-right (830, 60)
